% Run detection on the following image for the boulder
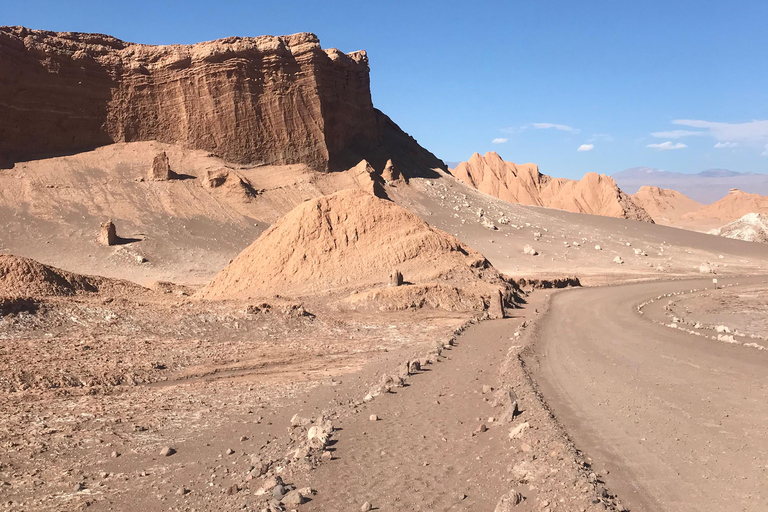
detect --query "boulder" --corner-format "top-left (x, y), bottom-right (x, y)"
top-left (148, 151), bottom-right (172, 181)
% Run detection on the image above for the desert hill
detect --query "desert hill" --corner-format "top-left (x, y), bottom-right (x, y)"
top-left (630, 186), bottom-right (704, 226)
top-left (681, 188), bottom-right (768, 229)
top-left (451, 152), bottom-right (653, 222)
top-left (199, 189), bottom-right (514, 314)
top-left (0, 26), bottom-right (443, 175)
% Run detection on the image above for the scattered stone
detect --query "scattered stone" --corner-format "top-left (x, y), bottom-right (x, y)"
top-left (111, 450), bottom-right (120, 458)
top-left (495, 489), bottom-right (524, 511)
top-left (523, 245), bottom-right (538, 256)
top-left (98, 220), bottom-right (118, 246)
top-left (159, 446), bottom-right (176, 457)
top-left (272, 484), bottom-right (287, 499)
top-left (361, 501), bottom-right (372, 512)
top-left (291, 414), bottom-right (311, 427)
top-left (699, 263), bottom-right (714, 274)
top-left (613, 256), bottom-right (624, 265)
top-left (408, 360), bottom-right (421, 374)
top-left (175, 486), bottom-right (189, 496)
top-left (594, 245), bottom-right (602, 251)
top-left (226, 484), bottom-right (239, 495)
top-left (74, 482), bottom-right (85, 492)
top-left (282, 489), bottom-right (305, 505)
top-left (226, 448), bottom-right (234, 455)
top-left (475, 424), bottom-right (488, 433)
top-left (369, 414), bottom-right (378, 421)
top-left (482, 384), bottom-right (493, 394)
top-left (509, 422), bottom-right (530, 439)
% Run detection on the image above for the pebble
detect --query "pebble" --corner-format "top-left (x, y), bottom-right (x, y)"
top-left (475, 424), bottom-right (488, 433)
top-left (361, 502), bottom-right (372, 512)
top-left (159, 446), bottom-right (176, 457)
top-left (226, 448), bottom-right (234, 455)
top-left (369, 414), bottom-right (378, 421)
top-left (176, 487), bottom-right (188, 496)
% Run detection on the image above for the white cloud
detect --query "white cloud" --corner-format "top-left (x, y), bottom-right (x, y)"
top-left (651, 129), bottom-right (706, 139)
top-left (647, 141), bottom-right (687, 150)
top-left (577, 144), bottom-right (594, 152)
top-left (714, 141), bottom-right (738, 149)
top-left (533, 122), bottom-right (578, 133)
top-left (491, 138), bottom-right (508, 144)
top-left (672, 119), bottom-right (768, 143)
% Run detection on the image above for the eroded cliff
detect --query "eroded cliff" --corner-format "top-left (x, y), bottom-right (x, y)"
top-left (0, 26), bottom-right (442, 174)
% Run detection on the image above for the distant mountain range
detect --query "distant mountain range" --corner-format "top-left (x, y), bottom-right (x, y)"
top-left (613, 167), bottom-right (768, 204)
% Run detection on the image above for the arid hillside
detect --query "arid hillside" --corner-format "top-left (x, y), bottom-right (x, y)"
top-left (631, 186), bottom-right (704, 226)
top-left (451, 152), bottom-right (653, 222)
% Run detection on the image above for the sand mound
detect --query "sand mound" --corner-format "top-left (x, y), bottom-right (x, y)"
top-left (452, 152), bottom-right (653, 222)
top-left (631, 186), bottom-right (703, 226)
top-left (199, 189), bottom-right (508, 300)
top-left (0, 254), bottom-right (143, 298)
top-left (712, 213), bottom-right (768, 243)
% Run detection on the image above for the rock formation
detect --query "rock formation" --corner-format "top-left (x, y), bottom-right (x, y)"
top-left (148, 151), bottom-right (173, 181)
top-left (198, 189), bottom-right (514, 303)
top-left (0, 26), bottom-right (444, 176)
top-left (390, 270), bottom-right (404, 287)
top-left (630, 186), bottom-right (703, 226)
top-left (99, 220), bottom-right (118, 246)
top-left (711, 213), bottom-right (768, 243)
top-left (451, 152), bottom-right (653, 222)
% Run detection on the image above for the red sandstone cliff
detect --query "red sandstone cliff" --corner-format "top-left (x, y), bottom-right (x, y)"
top-left (0, 26), bottom-right (443, 174)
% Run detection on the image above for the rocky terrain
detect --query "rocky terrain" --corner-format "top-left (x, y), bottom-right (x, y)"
top-left (0, 27), bottom-right (443, 174)
top-left (680, 188), bottom-right (768, 230)
top-left (452, 152), bottom-right (653, 222)
top-left (3, 23), bottom-right (768, 512)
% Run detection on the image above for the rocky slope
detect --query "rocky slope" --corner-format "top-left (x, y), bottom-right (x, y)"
top-left (0, 26), bottom-right (443, 175)
top-left (451, 152), bottom-right (653, 222)
top-left (711, 213), bottom-right (768, 243)
top-left (631, 186), bottom-right (704, 226)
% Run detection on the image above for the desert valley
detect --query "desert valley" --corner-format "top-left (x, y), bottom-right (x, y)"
top-left (1, 20), bottom-right (768, 512)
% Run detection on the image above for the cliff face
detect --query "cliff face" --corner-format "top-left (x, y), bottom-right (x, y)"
top-left (452, 152), bottom-right (653, 222)
top-left (0, 26), bottom-right (442, 174)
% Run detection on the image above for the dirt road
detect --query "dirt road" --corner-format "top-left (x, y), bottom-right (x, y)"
top-left (530, 277), bottom-right (768, 511)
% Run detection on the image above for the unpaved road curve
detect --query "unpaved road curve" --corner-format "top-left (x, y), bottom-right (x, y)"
top-left (531, 277), bottom-right (768, 512)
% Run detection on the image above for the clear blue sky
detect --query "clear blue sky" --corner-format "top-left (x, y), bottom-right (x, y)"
top-left (4, 0), bottom-right (768, 178)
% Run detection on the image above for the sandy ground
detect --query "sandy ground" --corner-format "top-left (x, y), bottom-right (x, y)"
top-left (530, 276), bottom-right (768, 512)
top-left (4, 143), bottom-right (768, 511)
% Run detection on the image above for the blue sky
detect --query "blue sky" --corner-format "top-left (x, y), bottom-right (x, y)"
top-left (3, 0), bottom-right (768, 179)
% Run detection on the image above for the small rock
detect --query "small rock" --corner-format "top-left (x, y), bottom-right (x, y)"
top-left (226, 484), bottom-right (239, 495)
top-left (74, 482), bottom-right (85, 492)
top-left (176, 487), bottom-right (189, 496)
top-left (495, 489), bottom-right (524, 511)
top-left (226, 448), bottom-right (234, 455)
top-left (509, 422), bottom-right (530, 439)
top-left (369, 414), bottom-right (378, 421)
top-left (111, 451), bottom-right (120, 458)
top-left (272, 484), bottom-right (287, 498)
top-left (159, 446), bottom-right (176, 457)
top-left (282, 489), bottom-right (305, 505)
top-left (361, 502), bottom-right (372, 512)
top-left (475, 424), bottom-right (488, 433)
top-left (482, 384), bottom-right (493, 394)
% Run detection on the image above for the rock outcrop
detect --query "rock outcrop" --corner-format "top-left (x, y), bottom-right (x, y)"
top-left (0, 26), bottom-right (444, 175)
top-left (451, 152), bottom-right (653, 222)
top-left (148, 151), bottom-right (173, 181)
top-left (631, 186), bottom-right (703, 226)
top-left (98, 220), bottom-right (118, 246)
top-left (711, 213), bottom-right (768, 243)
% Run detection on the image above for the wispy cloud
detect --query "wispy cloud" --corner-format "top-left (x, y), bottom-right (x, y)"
top-left (673, 119), bottom-right (768, 143)
top-left (651, 129), bottom-right (706, 139)
top-left (577, 144), bottom-right (594, 152)
top-left (533, 122), bottom-right (579, 133)
top-left (714, 141), bottom-right (738, 149)
top-left (491, 138), bottom-right (508, 144)
top-left (647, 141), bottom-right (687, 150)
